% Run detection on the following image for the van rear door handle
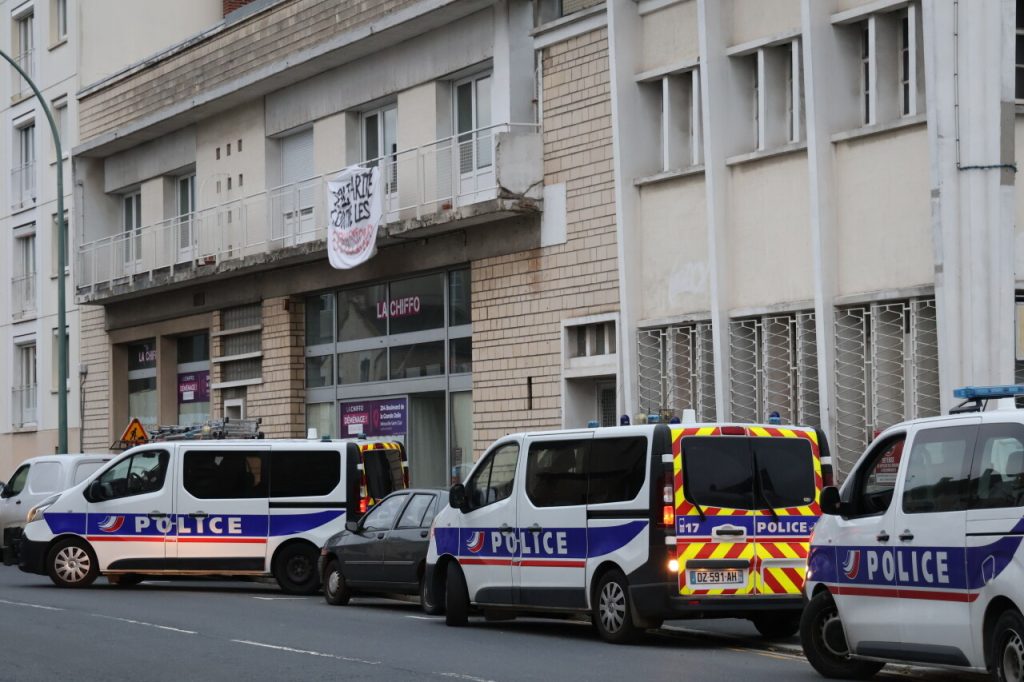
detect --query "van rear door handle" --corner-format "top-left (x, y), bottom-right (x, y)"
top-left (898, 530), bottom-right (914, 541)
top-left (148, 512), bottom-right (168, 519)
top-left (876, 531), bottom-right (890, 542)
top-left (189, 512), bottom-right (208, 519)
top-left (499, 524), bottom-right (513, 534)
top-left (528, 524), bottom-right (543, 534)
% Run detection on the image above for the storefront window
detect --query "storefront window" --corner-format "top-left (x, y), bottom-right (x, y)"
top-left (449, 268), bottom-right (471, 326)
top-left (128, 341), bottom-right (157, 372)
top-left (338, 348), bottom-right (387, 384)
top-left (177, 334), bottom-right (209, 364)
top-left (388, 273), bottom-right (444, 334)
top-left (128, 340), bottom-right (158, 428)
top-left (306, 293), bottom-right (334, 346)
top-left (306, 402), bottom-right (335, 439)
top-left (450, 337), bottom-right (472, 374)
top-left (306, 355), bottom-right (334, 388)
top-left (176, 333), bottom-right (210, 426)
top-left (390, 341), bottom-right (445, 379)
top-left (450, 391), bottom-right (473, 484)
top-left (337, 284), bottom-right (387, 341)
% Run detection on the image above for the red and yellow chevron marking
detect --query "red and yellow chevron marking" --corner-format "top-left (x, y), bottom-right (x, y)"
top-left (755, 541), bottom-right (809, 595)
top-left (359, 441), bottom-right (403, 452)
top-left (677, 531), bottom-right (756, 596)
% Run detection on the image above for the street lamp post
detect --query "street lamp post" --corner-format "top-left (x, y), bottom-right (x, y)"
top-left (2, 49), bottom-right (69, 454)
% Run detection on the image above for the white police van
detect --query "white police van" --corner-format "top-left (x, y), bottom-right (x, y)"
top-left (426, 422), bottom-right (830, 643)
top-left (802, 385), bottom-right (1024, 681)
top-left (18, 438), bottom-right (406, 592)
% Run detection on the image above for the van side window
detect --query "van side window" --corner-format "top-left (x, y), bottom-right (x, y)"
top-left (271, 450), bottom-right (341, 497)
top-left (465, 443), bottom-right (519, 511)
top-left (184, 451), bottom-right (268, 499)
top-left (588, 437), bottom-right (647, 504)
top-left (90, 451), bottom-right (169, 502)
top-left (901, 426), bottom-right (976, 514)
top-left (683, 437), bottom-right (754, 510)
top-left (970, 423), bottom-right (1024, 509)
top-left (850, 435), bottom-right (905, 516)
top-left (526, 440), bottom-right (588, 508)
top-left (4, 465), bottom-right (29, 497)
top-left (28, 462), bottom-right (61, 494)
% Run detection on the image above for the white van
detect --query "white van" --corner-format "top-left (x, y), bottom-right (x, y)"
top-left (801, 385), bottom-right (1024, 682)
top-left (426, 422), bottom-right (830, 643)
top-left (1, 453), bottom-right (112, 564)
top-left (17, 438), bottom-right (407, 592)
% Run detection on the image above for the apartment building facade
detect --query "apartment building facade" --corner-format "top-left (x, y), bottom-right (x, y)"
top-left (72, 0), bottom-right (618, 489)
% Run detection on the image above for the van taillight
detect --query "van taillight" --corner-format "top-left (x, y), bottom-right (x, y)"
top-left (721, 426), bottom-right (746, 436)
top-left (822, 465), bottom-right (834, 488)
top-left (663, 505), bottom-right (674, 527)
top-left (359, 498), bottom-right (368, 513)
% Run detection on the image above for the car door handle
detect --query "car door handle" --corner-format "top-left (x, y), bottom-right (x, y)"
top-left (420, 530), bottom-right (428, 538)
top-left (14, 500), bottom-right (20, 505)
top-left (376, 533), bottom-right (385, 540)
top-left (528, 524), bottom-right (543, 534)
top-left (499, 524), bottom-right (513, 535)
top-left (898, 530), bottom-right (914, 542)
top-left (189, 512), bottom-right (208, 519)
top-left (148, 512), bottom-right (168, 519)
top-left (876, 531), bottom-right (890, 542)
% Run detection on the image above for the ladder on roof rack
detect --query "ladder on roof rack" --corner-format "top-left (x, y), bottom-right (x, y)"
top-left (111, 417), bottom-right (264, 449)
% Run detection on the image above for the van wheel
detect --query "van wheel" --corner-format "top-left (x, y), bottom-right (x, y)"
top-left (751, 613), bottom-right (800, 639)
top-left (47, 538), bottom-right (98, 588)
top-left (991, 609), bottom-right (1024, 682)
top-left (323, 559), bottom-right (350, 606)
top-left (592, 570), bottom-right (640, 644)
top-left (800, 591), bottom-right (884, 679)
top-left (444, 563), bottom-right (470, 626)
top-left (420, 573), bottom-right (443, 616)
top-left (273, 543), bottom-right (320, 595)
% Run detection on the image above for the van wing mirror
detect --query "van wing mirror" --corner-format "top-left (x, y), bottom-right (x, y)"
top-left (449, 483), bottom-right (468, 511)
top-left (819, 486), bottom-right (843, 516)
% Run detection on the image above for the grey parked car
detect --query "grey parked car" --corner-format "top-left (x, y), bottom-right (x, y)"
top-left (319, 488), bottom-right (444, 614)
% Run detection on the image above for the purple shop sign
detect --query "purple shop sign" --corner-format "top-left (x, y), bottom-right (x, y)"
top-left (177, 370), bottom-right (210, 404)
top-left (341, 397), bottom-right (407, 437)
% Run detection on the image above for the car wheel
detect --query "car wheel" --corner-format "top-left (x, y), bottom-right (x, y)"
top-left (444, 563), bottom-right (470, 627)
top-left (991, 609), bottom-right (1024, 682)
top-left (592, 569), bottom-right (640, 644)
top-left (751, 613), bottom-right (801, 639)
top-left (273, 543), bottom-right (321, 595)
top-left (420, 573), bottom-right (443, 616)
top-left (47, 538), bottom-right (98, 588)
top-left (800, 591), bottom-right (885, 679)
top-left (322, 559), bottom-right (350, 606)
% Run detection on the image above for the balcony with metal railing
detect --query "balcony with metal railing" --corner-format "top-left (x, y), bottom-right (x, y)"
top-left (12, 384), bottom-right (37, 428)
top-left (11, 273), bottom-right (36, 319)
top-left (76, 123), bottom-right (542, 302)
top-left (11, 161), bottom-right (36, 211)
top-left (12, 48), bottom-right (34, 101)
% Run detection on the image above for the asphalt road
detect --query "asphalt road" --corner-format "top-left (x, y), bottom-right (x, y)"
top-left (0, 569), bottom-right (988, 682)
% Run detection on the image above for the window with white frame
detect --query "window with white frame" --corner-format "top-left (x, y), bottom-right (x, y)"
top-left (13, 9), bottom-right (34, 97)
top-left (122, 191), bottom-right (142, 264)
top-left (13, 342), bottom-right (38, 427)
top-left (362, 104), bottom-right (398, 195)
top-left (13, 121), bottom-right (36, 210)
top-left (847, 7), bottom-right (922, 128)
top-left (52, 97), bottom-right (67, 160)
top-left (51, 327), bottom-right (68, 393)
top-left (785, 40), bottom-right (805, 143)
top-left (732, 41), bottom-right (803, 153)
top-left (568, 321), bottom-right (616, 359)
top-left (50, 211), bottom-right (68, 277)
top-left (642, 68), bottom-right (703, 175)
top-left (454, 73), bottom-right (493, 174)
top-left (1018, 1), bottom-right (1024, 100)
top-left (52, 0), bottom-right (67, 43)
top-left (637, 321), bottom-right (716, 422)
top-left (751, 55), bottom-right (762, 150)
top-left (13, 230), bottom-right (36, 317)
top-left (860, 22), bottom-right (872, 125)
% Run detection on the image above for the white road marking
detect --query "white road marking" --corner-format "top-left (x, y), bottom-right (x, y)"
top-left (406, 615), bottom-right (436, 620)
top-left (92, 613), bottom-right (197, 635)
top-left (252, 596), bottom-right (308, 601)
top-left (231, 639), bottom-right (381, 665)
top-left (436, 673), bottom-right (498, 682)
top-left (0, 598), bottom-right (62, 611)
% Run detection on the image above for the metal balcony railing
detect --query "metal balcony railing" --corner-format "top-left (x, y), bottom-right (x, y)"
top-left (11, 162), bottom-right (36, 211)
top-left (12, 384), bottom-right (37, 428)
top-left (77, 123), bottom-right (540, 293)
top-left (11, 273), bottom-right (36, 318)
top-left (13, 48), bottom-right (34, 100)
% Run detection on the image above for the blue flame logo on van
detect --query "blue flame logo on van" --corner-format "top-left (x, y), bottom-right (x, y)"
top-left (98, 516), bottom-right (126, 533)
top-left (466, 531), bottom-right (485, 554)
top-left (843, 550), bottom-right (861, 579)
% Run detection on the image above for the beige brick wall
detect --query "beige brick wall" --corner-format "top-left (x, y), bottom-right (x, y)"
top-left (245, 297), bottom-right (306, 438)
top-left (471, 27), bottom-right (619, 456)
top-left (78, 0), bottom-right (422, 142)
top-left (80, 304), bottom-right (112, 451)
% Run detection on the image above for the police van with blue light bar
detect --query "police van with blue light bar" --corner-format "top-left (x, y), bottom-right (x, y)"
top-left (802, 384), bottom-right (1024, 681)
top-left (17, 438), bottom-right (407, 592)
top-left (425, 417), bottom-right (833, 643)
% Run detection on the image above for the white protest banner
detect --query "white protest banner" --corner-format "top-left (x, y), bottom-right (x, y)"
top-left (326, 164), bottom-right (383, 269)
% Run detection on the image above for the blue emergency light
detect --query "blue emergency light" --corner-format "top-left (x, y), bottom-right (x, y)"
top-left (953, 385), bottom-right (1024, 400)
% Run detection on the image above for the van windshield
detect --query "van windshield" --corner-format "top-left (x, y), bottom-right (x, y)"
top-left (682, 436), bottom-right (815, 511)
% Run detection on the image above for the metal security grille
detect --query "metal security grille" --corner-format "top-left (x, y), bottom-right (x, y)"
top-left (833, 297), bottom-right (940, 473)
top-left (637, 322), bottom-right (716, 421)
top-left (728, 312), bottom-right (820, 428)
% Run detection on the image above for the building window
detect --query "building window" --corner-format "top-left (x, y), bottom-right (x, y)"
top-left (127, 340), bottom-right (158, 428)
top-left (13, 230), bottom-right (36, 318)
top-left (860, 21), bottom-right (873, 125)
top-left (637, 321), bottom-right (716, 422)
top-left (643, 69), bottom-right (703, 175)
top-left (899, 13), bottom-right (911, 115)
top-left (785, 40), bottom-right (804, 143)
top-left (177, 333), bottom-right (210, 426)
top-left (13, 10), bottom-right (34, 99)
top-left (13, 122), bottom-right (36, 210)
top-left (751, 55), bottom-right (762, 150)
top-left (728, 312), bottom-right (819, 428)
top-left (1018, 0), bottom-right (1024, 100)
top-left (454, 73), bottom-right (493, 174)
top-left (176, 173), bottom-right (196, 259)
top-left (362, 105), bottom-right (398, 195)
top-left (833, 297), bottom-right (939, 473)
top-left (122, 191), bottom-right (142, 264)
top-left (215, 304), bottom-right (262, 386)
top-left (52, 0), bottom-right (67, 42)
top-left (51, 327), bottom-right (69, 393)
top-left (52, 98), bottom-right (67, 160)
top-left (51, 211), bottom-right (69, 277)
top-left (13, 342), bottom-right (38, 427)
top-left (568, 322), bottom-right (616, 359)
